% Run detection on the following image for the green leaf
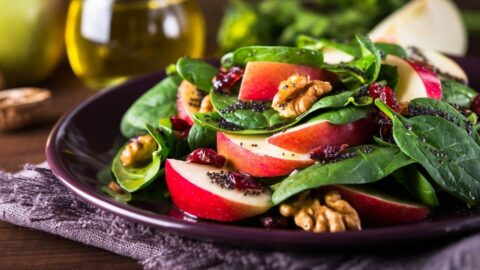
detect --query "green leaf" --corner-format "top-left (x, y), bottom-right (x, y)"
top-left (221, 46), bottom-right (323, 68)
top-left (441, 79), bottom-right (478, 107)
top-left (296, 35), bottom-right (360, 56)
top-left (374, 42), bottom-right (407, 58)
top-left (112, 126), bottom-right (167, 192)
top-left (307, 106), bottom-right (374, 125)
top-left (120, 75), bottom-right (181, 138)
top-left (392, 165), bottom-right (439, 207)
top-left (176, 57), bottom-right (218, 92)
top-left (187, 124), bottom-right (217, 150)
top-left (376, 99), bottom-right (480, 206)
top-left (272, 145), bottom-right (415, 205)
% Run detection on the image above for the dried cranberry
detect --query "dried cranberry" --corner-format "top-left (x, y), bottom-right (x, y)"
top-left (186, 148), bottom-right (226, 168)
top-left (471, 95), bottom-right (480, 116)
top-left (228, 171), bottom-right (262, 190)
top-left (376, 113), bottom-right (394, 143)
top-left (170, 116), bottom-right (191, 139)
top-left (368, 82), bottom-right (400, 112)
top-left (309, 144), bottom-right (349, 162)
top-left (213, 66), bottom-right (244, 94)
top-left (260, 215), bottom-right (289, 229)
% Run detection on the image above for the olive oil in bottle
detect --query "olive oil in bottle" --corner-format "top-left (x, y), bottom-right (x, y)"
top-left (66, 0), bottom-right (205, 89)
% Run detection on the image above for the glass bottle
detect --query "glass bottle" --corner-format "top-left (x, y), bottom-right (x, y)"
top-left (66, 0), bottom-right (205, 89)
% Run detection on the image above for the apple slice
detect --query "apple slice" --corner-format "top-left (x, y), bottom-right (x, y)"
top-left (217, 132), bottom-right (313, 177)
top-left (384, 54), bottom-right (442, 102)
top-left (322, 185), bottom-right (430, 226)
top-left (165, 159), bottom-right (272, 221)
top-left (411, 48), bottom-right (468, 83)
top-left (369, 0), bottom-right (467, 56)
top-left (176, 80), bottom-right (204, 125)
top-left (238, 61), bottom-right (327, 101)
top-left (267, 117), bottom-right (374, 154)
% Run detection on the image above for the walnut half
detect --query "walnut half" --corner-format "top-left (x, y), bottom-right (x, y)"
top-left (272, 74), bottom-right (332, 118)
top-left (279, 191), bottom-right (361, 233)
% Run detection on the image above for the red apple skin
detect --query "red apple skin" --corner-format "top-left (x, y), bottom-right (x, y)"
top-left (408, 60), bottom-right (442, 100)
top-left (267, 117), bottom-right (375, 154)
top-left (238, 62), bottom-right (327, 101)
top-left (322, 185), bottom-right (430, 226)
top-left (216, 132), bottom-right (313, 177)
top-left (165, 160), bottom-right (269, 222)
top-left (176, 80), bottom-right (201, 125)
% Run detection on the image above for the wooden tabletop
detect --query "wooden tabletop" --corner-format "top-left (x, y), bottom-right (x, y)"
top-left (0, 0), bottom-right (478, 269)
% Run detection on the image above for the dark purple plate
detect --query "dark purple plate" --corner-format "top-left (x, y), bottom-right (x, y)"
top-left (46, 57), bottom-right (480, 250)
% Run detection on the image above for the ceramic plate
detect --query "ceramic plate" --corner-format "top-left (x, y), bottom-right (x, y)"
top-left (46, 57), bottom-right (480, 249)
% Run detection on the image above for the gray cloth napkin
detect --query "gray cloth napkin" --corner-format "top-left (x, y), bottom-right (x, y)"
top-left (1, 164), bottom-right (480, 270)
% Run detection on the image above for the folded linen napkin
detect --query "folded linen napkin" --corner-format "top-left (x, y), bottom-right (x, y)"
top-left (1, 164), bottom-right (480, 270)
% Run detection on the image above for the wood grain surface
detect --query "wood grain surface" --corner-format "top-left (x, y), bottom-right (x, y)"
top-left (0, 0), bottom-right (477, 269)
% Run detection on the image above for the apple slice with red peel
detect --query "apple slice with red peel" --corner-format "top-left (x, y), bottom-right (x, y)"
top-left (165, 159), bottom-right (272, 222)
top-left (384, 55), bottom-right (442, 102)
top-left (176, 80), bottom-right (204, 125)
top-left (217, 132), bottom-right (313, 177)
top-left (412, 48), bottom-right (468, 83)
top-left (267, 117), bottom-right (374, 154)
top-left (322, 185), bottom-right (430, 226)
top-left (238, 61), bottom-right (327, 101)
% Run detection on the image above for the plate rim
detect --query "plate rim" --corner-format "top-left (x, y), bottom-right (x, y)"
top-left (46, 67), bottom-right (480, 249)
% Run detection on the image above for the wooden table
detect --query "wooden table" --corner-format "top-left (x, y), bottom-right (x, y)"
top-left (0, 0), bottom-right (478, 268)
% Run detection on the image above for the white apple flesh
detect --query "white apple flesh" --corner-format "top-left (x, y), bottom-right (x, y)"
top-left (165, 159), bottom-right (272, 222)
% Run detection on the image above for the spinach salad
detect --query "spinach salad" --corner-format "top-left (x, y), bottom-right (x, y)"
top-left (104, 34), bottom-right (480, 233)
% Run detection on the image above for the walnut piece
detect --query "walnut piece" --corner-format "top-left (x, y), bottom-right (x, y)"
top-left (272, 74), bottom-right (332, 118)
top-left (279, 191), bottom-right (361, 233)
top-left (120, 135), bottom-right (157, 167)
top-left (199, 94), bottom-right (215, 113)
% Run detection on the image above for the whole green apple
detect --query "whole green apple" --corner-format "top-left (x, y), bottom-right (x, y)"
top-left (0, 0), bottom-right (67, 87)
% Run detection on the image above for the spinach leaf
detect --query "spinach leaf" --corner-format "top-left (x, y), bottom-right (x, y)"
top-left (195, 88), bottom-right (367, 134)
top-left (376, 100), bottom-right (480, 206)
top-left (392, 165), bottom-right (439, 207)
top-left (377, 64), bottom-right (398, 90)
top-left (272, 145), bottom-right (415, 204)
top-left (112, 125), bottom-right (168, 192)
top-left (120, 75), bottom-right (182, 138)
top-left (296, 35), bottom-right (360, 56)
top-left (221, 46), bottom-right (323, 68)
top-left (210, 91), bottom-right (289, 130)
top-left (374, 42), bottom-right (407, 58)
top-left (323, 35), bottom-right (381, 88)
top-left (307, 106), bottom-right (374, 125)
top-left (441, 79), bottom-right (478, 107)
top-left (157, 118), bottom-right (190, 159)
top-left (176, 57), bottom-right (218, 92)
top-left (187, 124), bottom-right (217, 150)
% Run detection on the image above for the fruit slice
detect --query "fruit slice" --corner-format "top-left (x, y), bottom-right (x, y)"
top-left (176, 80), bottom-right (204, 125)
top-left (323, 185), bottom-right (430, 226)
top-left (217, 132), bottom-right (313, 177)
top-left (369, 0), bottom-right (467, 56)
top-left (238, 61), bottom-right (326, 101)
top-left (267, 117), bottom-right (374, 154)
top-left (384, 55), bottom-right (442, 102)
top-left (412, 48), bottom-right (468, 83)
top-left (165, 159), bottom-right (272, 221)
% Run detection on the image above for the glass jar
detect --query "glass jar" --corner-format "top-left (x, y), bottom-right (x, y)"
top-left (65, 0), bottom-right (205, 89)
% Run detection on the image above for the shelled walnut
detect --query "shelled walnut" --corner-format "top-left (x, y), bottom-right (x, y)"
top-left (279, 191), bottom-right (361, 233)
top-left (120, 135), bottom-right (157, 167)
top-left (272, 74), bottom-right (332, 118)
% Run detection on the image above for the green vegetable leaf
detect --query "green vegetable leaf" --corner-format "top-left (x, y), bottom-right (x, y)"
top-left (272, 145), bottom-right (415, 205)
top-left (392, 165), bottom-right (439, 207)
top-left (376, 100), bottom-right (480, 206)
top-left (307, 106), bottom-right (374, 125)
top-left (374, 42), bottom-right (407, 58)
top-left (187, 124), bottom-right (217, 150)
top-left (296, 35), bottom-right (360, 56)
top-left (221, 46), bottom-right (323, 68)
top-left (176, 57), bottom-right (218, 92)
top-left (120, 75), bottom-right (181, 138)
top-left (441, 79), bottom-right (478, 107)
top-left (112, 125), bottom-right (167, 193)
